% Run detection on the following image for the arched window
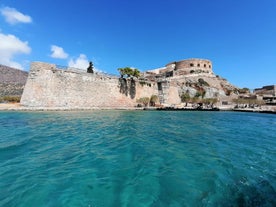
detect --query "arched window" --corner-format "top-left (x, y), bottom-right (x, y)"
top-left (190, 63), bottom-right (194, 67)
top-left (204, 64), bottom-right (206, 67)
top-left (197, 63), bottom-right (200, 67)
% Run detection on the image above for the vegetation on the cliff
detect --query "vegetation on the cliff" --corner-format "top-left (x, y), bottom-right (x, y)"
top-left (198, 78), bottom-right (209, 87)
top-left (0, 95), bottom-right (21, 103)
top-left (238, 87), bottom-right (250, 94)
top-left (194, 89), bottom-right (206, 98)
top-left (184, 78), bottom-right (209, 89)
top-left (180, 92), bottom-right (191, 103)
top-left (180, 91), bottom-right (218, 105)
top-left (201, 98), bottom-right (218, 105)
top-left (118, 67), bottom-right (140, 78)
top-left (232, 98), bottom-right (264, 106)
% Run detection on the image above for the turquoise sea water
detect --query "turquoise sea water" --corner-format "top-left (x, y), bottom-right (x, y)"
top-left (0, 111), bottom-right (275, 207)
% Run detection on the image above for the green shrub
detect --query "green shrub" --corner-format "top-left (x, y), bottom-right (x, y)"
top-left (150, 95), bottom-right (159, 106)
top-left (118, 67), bottom-right (140, 78)
top-left (0, 96), bottom-right (21, 103)
top-left (238, 88), bottom-right (250, 94)
top-left (198, 78), bottom-right (209, 86)
top-left (194, 88), bottom-right (206, 98)
top-left (181, 92), bottom-right (190, 102)
top-left (137, 97), bottom-right (150, 106)
top-left (202, 98), bottom-right (218, 104)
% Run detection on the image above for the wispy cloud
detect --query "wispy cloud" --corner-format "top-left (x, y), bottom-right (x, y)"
top-left (0, 6), bottom-right (32, 25)
top-left (50, 45), bottom-right (68, 59)
top-left (0, 32), bottom-right (31, 69)
top-left (68, 54), bottom-right (89, 70)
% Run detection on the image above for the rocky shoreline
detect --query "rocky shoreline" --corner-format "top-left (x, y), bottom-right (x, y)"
top-left (1, 103), bottom-right (275, 114)
top-left (0, 103), bottom-right (143, 111)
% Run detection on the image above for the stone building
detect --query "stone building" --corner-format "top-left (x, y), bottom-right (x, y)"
top-left (254, 85), bottom-right (276, 105)
top-left (140, 58), bottom-right (237, 105)
top-left (144, 58), bottom-right (213, 78)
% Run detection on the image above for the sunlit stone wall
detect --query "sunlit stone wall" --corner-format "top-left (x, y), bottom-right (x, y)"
top-left (20, 62), bottom-right (157, 108)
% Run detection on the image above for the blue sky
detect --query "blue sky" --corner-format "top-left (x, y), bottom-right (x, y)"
top-left (0, 0), bottom-right (275, 89)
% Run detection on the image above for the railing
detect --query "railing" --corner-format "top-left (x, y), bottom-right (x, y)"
top-left (55, 64), bottom-right (119, 78)
top-left (56, 65), bottom-right (69, 70)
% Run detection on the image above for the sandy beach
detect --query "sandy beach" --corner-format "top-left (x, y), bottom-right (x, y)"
top-left (0, 103), bottom-right (22, 110)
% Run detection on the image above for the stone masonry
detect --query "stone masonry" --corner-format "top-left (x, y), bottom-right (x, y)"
top-left (21, 62), bottom-right (157, 108)
top-left (21, 59), bottom-right (240, 108)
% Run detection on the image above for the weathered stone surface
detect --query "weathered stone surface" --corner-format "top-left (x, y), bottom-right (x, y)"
top-left (21, 60), bottom-right (241, 108)
top-left (21, 62), bottom-right (157, 108)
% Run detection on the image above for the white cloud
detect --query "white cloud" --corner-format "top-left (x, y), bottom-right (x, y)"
top-left (50, 45), bottom-right (68, 59)
top-left (68, 54), bottom-right (89, 70)
top-left (68, 54), bottom-right (102, 73)
top-left (0, 7), bottom-right (32, 25)
top-left (0, 32), bottom-right (31, 69)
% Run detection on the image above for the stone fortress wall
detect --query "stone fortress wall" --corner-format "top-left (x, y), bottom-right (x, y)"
top-left (142, 58), bottom-right (239, 105)
top-left (21, 58), bottom-right (237, 108)
top-left (20, 62), bottom-right (157, 108)
top-left (168, 58), bottom-right (212, 73)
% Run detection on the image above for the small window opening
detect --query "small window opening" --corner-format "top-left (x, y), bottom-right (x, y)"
top-left (190, 63), bottom-right (194, 67)
top-left (204, 64), bottom-right (206, 67)
top-left (158, 83), bottom-right (162, 90)
top-left (197, 64), bottom-right (200, 67)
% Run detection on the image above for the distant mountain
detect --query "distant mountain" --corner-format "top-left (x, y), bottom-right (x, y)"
top-left (0, 64), bottom-right (28, 97)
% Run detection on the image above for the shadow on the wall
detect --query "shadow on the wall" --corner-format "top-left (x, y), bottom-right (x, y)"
top-left (129, 79), bottom-right (136, 99)
top-left (119, 78), bottom-right (128, 96)
top-left (119, 78), bottom-right (136, 99)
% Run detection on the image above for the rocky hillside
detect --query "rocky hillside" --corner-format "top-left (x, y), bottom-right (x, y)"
top-left (173, 74), bottom-right (241, 100)
top-left (0, 64), bottom-right (28, 97)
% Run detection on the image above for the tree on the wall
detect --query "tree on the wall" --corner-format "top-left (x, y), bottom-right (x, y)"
top-left (118, 67), bottom-right (140, 78)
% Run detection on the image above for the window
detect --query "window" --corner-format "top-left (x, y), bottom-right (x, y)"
top-left (204, 64), bottom-right (206, 67)
top-left (190, 63), bottom-right (194, 67)
top-left (197, 64), bottom-right (200, 67)
top-left (158, 83), bottom-right (162, 90)
top-left (209, 65), bottom-right (211, 68)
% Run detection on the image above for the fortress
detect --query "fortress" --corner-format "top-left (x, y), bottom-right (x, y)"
top-left (20, 62), bottom-right (157, 108)
top-left (146, 59), bottom-right (213, 77)
top-left (20, 58), bottom-right (238, 109)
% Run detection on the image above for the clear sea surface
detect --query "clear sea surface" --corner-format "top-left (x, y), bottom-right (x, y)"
top-left (0, 111), bottom-right (275, 207)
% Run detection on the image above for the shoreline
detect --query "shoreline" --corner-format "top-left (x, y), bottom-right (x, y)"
top-left (0, 103), bottom-right (275, 114)
top-left (0, 103), bottom-right (143, 111)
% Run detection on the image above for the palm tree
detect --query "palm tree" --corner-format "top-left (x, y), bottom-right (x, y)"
top-left (118, 67), bottom-right (141, 78)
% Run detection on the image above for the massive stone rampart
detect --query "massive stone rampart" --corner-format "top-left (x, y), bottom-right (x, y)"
top-left (21, 60), bottom-right (239, 108)
top-left (20, 62), bottom-right (157, 108)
